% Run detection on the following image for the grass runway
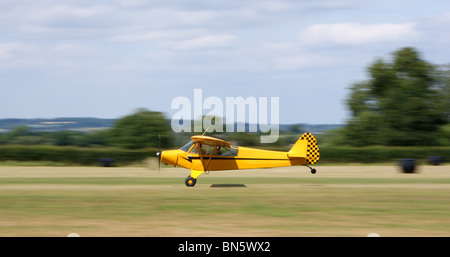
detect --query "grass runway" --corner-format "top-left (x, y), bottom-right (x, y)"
top-left (0, 165), bottom-right (449, 236)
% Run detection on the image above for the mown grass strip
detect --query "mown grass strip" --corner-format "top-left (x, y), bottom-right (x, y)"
top-left (1, 177), bottom-right (450, 185)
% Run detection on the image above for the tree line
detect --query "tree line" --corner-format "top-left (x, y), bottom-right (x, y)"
top-left (0, 110), bottom-right (171, 149)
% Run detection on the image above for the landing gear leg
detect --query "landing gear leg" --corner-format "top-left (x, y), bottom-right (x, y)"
top-left (305, 164), bottom-right (317, 174)
top-left (185, 176), bottom-right (197, 187)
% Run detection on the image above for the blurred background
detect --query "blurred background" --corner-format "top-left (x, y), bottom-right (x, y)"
top-left (1, 2), bottom-right (450, 237)
top-left (0, 1), bottom-right (449, 165)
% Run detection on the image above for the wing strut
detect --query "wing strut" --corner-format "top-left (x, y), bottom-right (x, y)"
top-left (198, 143), bottom-right (205, 171)
top-left (203, 143), bottom-right (218, 173)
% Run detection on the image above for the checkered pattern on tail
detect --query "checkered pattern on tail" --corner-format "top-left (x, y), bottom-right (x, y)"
top-left (300, 132), bottom-right (320, 164)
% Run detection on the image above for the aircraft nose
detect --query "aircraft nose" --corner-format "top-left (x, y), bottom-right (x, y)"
top-left (161, 150), bottom-right (178, 166)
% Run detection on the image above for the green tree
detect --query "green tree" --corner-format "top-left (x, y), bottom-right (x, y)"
top-left (107, 109), bottom-right (170, 149)
top-left (345, 47), bottom-right (448, 146)
top-left (9, 126), bottom-right (32, 137)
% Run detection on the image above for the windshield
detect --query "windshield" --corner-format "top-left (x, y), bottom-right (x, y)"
top-left (180, 140), bottom-right (194, 152)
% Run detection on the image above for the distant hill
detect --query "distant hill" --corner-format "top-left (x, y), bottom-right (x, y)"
top-left (0, 118), bottom-right (343, 133)
top-left (0, 118), bottom-right (116, 132)
top-left (278, 124), bottom-right (344, 134)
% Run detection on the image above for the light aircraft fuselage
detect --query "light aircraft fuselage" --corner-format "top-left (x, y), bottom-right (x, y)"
top-left (160, 133), bottom-right (319, 186)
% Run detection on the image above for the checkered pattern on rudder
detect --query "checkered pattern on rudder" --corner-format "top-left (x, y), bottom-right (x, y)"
top-left (300, 132), bottom-right (320, 164)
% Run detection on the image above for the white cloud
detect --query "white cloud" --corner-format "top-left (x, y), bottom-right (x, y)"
top-left (259, 1), bottom-right (292, 12)
top-left (0, 43), bottom-right (23, 59)
top-left (300, 22), bottom-right (419, 46)
top-left (274, 53), bottom-right (335, 70)
top-left (106, 29), bottom-right (206, 43)
top-left (161, 34), bottom-right (237, 50)
top-left (0, 42), bottom-right (44, 68)
top-left (0, 42), bottom-right (39, 59)
top-left (52, 43), bottom-right (92, 53)
top-left (7, 3), bottom-right (116, 30)
top-left (305, 0), bottom-right (359, 9)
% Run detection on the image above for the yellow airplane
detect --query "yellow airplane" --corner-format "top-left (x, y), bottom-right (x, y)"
top-left (158, 132), bottom-right (320, 186)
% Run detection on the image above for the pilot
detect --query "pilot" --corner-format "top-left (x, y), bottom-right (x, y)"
top-left (216, 146), bottom-right (222, 155)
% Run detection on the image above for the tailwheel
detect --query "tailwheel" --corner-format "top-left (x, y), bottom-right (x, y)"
top-left (305, 164), bottom-right (317, 174)
top-left (185, 176), bottom-right (197, 187)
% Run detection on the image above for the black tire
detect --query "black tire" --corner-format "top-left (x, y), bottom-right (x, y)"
top-left (185, 176), bottom-right (197, 187)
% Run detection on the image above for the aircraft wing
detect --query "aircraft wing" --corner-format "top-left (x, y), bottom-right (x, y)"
top-left (191, 135), bottom-right (232, 147)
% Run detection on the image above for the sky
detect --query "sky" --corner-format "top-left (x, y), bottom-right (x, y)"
top-left (1, 0), bottom-right (449, 124)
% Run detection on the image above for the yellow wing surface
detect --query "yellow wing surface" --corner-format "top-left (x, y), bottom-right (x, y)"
top-left (190, 135), bottom-right (231, 147)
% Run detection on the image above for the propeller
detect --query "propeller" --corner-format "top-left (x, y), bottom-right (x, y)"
top-left (156, 134), bottom-right (161, 174)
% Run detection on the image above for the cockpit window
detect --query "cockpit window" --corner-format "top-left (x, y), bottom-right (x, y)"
top-left (188, 143), bottom-right (213, 155)
top-left (180, 140), bottom-right (194, 152)
top-left (201, 144), bottom-right (215, 155)
top-left (216, 146), bottom-right (239, 156)
top-left (190, 144), bottom-right (198, 154)
top-left (183, 140), bottom-right (239, 157)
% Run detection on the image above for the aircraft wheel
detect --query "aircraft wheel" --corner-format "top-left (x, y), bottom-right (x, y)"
top-left (185, 176), bottom-right (197, 187)
top-left (311, 168), bottom-right (316, 174)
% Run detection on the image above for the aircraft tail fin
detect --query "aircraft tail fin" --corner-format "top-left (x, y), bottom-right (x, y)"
top-left (288, 132), bottom-right (320, 164)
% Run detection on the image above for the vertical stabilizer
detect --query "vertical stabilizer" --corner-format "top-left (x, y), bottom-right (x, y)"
top-left (288, 133), bottom-right (320, 164)
top-left (300, 132), bottom-right (320, 164)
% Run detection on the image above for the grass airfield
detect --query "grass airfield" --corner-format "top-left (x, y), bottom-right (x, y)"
top-left (0, 164), bottom-right (449, 237)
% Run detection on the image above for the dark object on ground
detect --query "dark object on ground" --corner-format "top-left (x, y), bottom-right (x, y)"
top-left (400, 159), bottom-right (416, 173)
top-left (100, 158), bottom-right (115, 167)
top-left (427, 156), bottom-right (443, 166)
